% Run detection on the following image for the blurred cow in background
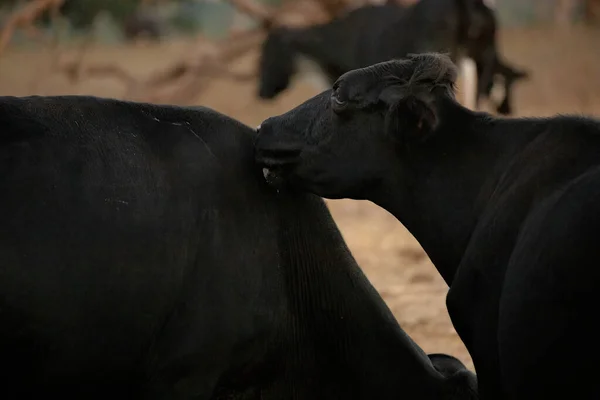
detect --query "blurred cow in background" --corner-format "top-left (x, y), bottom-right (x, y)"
top-left (257, 0), bottom-right (528, 115)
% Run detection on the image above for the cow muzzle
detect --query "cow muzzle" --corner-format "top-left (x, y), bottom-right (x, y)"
top-left (254, 124), bottom-right (303, 188)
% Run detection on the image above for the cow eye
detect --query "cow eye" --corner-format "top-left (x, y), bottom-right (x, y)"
top-left (330, 92), bottom-right (347, 113)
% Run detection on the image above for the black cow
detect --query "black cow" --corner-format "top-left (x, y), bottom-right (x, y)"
top-left (0, 95), bottom-right (477, 399)
top-left (255, 52), bottom-right (600, 400)
top-left (257, 0), bottom-right (528, 115)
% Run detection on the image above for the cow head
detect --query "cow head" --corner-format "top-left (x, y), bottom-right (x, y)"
top-left (257, 28), bottom-right (297, 100)
top-left (255, 52), bottom-right (458, 200)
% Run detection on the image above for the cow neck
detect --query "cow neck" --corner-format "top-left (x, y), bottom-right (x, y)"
top-left (370, 97), bottom-right (535, 286)
top-left (276, 195), bottom-right (444, 398)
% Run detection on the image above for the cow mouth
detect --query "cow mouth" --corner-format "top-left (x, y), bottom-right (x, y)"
top-left (260, 161), bottom-right (298, 189)
top-left (256, 146), bottom-right (303, 187)
top-left (254, 126), bottom-right (302, 188)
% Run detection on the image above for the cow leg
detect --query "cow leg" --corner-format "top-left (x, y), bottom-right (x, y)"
top-left (494, 60), bottom-right (529, 115)
top-left (458, 57), bottom-right (478, 110)
top-left (481, 70), bottom-right (509, 115)
top-left (494, 79), bottom-right (511, 115)
top-left (447, 266), bottom-right (506, 400)
top-left (498, 180), bottom-right (600, 399)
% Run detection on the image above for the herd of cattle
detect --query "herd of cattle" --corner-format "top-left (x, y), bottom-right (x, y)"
top-left (2, 0), bottom-right (599, 399)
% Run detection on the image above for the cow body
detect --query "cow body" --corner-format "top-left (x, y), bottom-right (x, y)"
top-left (257, 1), bottom-right (528, 115)
top-left (0, 95), bottom-right (477, 399)
top-left (255, 53), bottom-right (600, 399)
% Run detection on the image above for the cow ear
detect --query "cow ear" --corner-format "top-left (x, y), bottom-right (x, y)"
top-left (379, 86), bottom-right (438, 147)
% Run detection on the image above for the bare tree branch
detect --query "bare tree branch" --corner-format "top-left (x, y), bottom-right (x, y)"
top-left (225, 0), bottom-right (274, 24)
top-left (50, 0), bottom-right (369, 104)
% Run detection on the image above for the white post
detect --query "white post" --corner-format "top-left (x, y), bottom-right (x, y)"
top-left (459, 57), bottom-right (478, 110)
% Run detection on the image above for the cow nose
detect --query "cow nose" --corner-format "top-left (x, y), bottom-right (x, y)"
top-left (255, 141), bottom-right (303, 167)
top-left (254, 120), bottom-right (303, 168)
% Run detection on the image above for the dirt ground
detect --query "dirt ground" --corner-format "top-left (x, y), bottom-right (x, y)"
top-left (2, 25), bottom-right (600, 371)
